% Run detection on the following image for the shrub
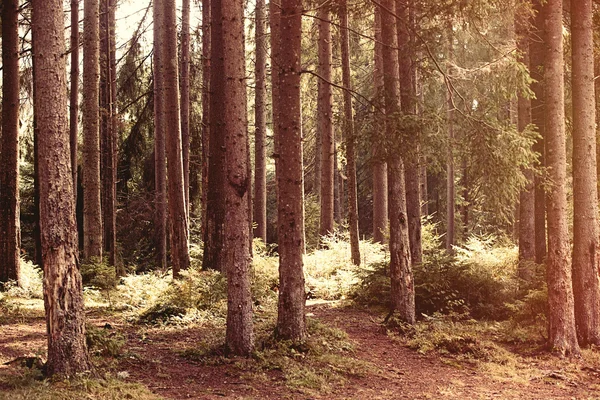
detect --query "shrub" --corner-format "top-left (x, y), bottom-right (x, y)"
top-left (4, 259), bottom-right (43, 299)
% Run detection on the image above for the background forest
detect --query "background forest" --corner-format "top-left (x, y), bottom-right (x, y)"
top-left (1, 0), bottom-right (600, 397)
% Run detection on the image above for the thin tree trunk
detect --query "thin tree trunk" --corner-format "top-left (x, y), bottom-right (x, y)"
top-left (254, 0), bottom-right (268, 242)
top-left (571, 0), bottom-right (600, 347)
top-left (318, 4), bottom-right (335, 238)
top-left (181, 0), bottom-right (191, 223)
top-left (200, 0), bottom-right (210, 232)
top-left (109, 0), bottom-right (118, 270)
top-left (446, 24), bottom-right (455, 252)
top-left (32, 0), bottom-right (91, 376)
top-left (0, 0), bottom-right (21, 285)
top-left (339, 0), bottom-right (360, 266)
top-left (269, 0), bottom-right (281, 243)
top-left (544, 0), bottom-right (580, 357)
top-left (153, 0), bottom-right (167, 271)
top-left (381, 0), bottom-right (415, 324)
top-left (372, 6), bottom-right (388, 244)
top-left (276, 0), bottom-right (306, 341)
top-left (70, 0), bottom-right (80, 203)
top-left (82, 0), bottom-right (103, 261)
top-left (161, 0), bottom-right (190, 276)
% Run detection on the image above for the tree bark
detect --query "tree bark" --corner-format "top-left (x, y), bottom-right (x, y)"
top-left (446, 24), bottom-right (455, 253)
top-left (0, 0), bottom-right (21, 286)
top-left (276, 0), bottom-right (306, 341)
top-left (161, 0), bottom-right (190, 276)
top-left (181, 0), bottom-right (191, 223)
top-left (70, 0), bottom-right (80, 204)
top-left (339, 0), bottom-right (360, 266)
top-left (254, 0), bottom-right (268, 243)
top-left (200, 0), bottom-right (210, 231)
top-left (372, 6), bottom-right (388, 244)
top-left (32, 0), bottom-right (92, 376)
top-left (82, 0), bottom-right (103, 261)
top-left (317, 4), bottom-right (335, 239)
top-left (381, 0), bottom-right (415, 324)
top-left (544, 0), bottom-right (581, 357)
top-left (571, 0), bottom-right (600, 347)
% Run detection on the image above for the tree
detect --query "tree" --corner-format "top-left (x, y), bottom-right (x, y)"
top-left (83, 0), bottom-right (103, 261)
top-left (372, 6), bottom-right (388, 244)
top-left (200, 0), bottom-right (210, 228)
top-left (160, 0), bottom-right (190, 275)
top-left (544, 0), bottom-right (580, 356)
top-left (181, 0), bottom-right (191, 222)
top-left (339, 0), bottom-right (360, 266)
top-left (0, 0), bottom-right (21, 286)
top-left (222, 0), bottom-right (254, 355)
top-left (32, 0), bottom-right (91, 376)
top-left (254, 0), bottom-right (268, 243)
top-left (515, 6), bottom-right (535, 273)
top-left (381, 0), bottom-right (415, 324)
top-left (70, 0), bottom-right (80, 200)
top-left (571, 0), bottom-right (600, 346)
top-left (317, 3), bottom-right (335, 238)
top-left (276, 0), bottom-right (306, 341)
top-left (446, 23), bottom-right (455, 252)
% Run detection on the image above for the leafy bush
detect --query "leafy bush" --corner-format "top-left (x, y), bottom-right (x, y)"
top-left (86, 324), bottom-right (125, 357)
top-left (3, 259), bottom-right (43, 299)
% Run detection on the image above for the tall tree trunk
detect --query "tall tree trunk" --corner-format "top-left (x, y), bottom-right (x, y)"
top-left (317, 4), bottom-right (335, 238)
top-left (339, 0), bottom-right (360, 266)
top-left (544, 0), bottom-right (580, 357)
top-left (82, 0), bottom-right (103, 261)
top-left (276, 0), bottom-right (306, 341)
top-left (203, 0), bottom-right (226, 272)
top-left (0, 0), bottom-right (21, 285)
top-left (254, 0), bottom-right (268, 243)
top-left (381, 0), bottom-right (415, 324)
top-left (161, 0), bottom-right (190, 276)
top-left (515, 9), bottom-right (535, 276)
top-left (269, 0), bottom-right (281, 243)
top-left (571, 0), bottom-right (600, 347)
top-left (446, 24), bottom-right (455, 252)
top-left (109, 0), bottom-right (118, 270)
top-left (32, 0), bottom-right (91, 376)
top-left (221, 0), bottom-right (254, 355)
top-left (397, 0), bottom-right (421, 265)
top-left (200, 0), bottom-right (210, 230)
top-left (70, 0), bottom-right (80, 203)
top-left (153, 0), bottom-right (167, 271)
top-left (181, 0), bottom-right (191, 223)
top-left (372, 6), bottom-right (388, 244)
top-left (531, 0), bottom-right (547, 264)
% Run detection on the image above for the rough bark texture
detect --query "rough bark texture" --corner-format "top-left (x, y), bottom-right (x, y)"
top-left (570, 0), bottom-right (600, 347)
top-left (276, 0), bottom-right (306, 341)
top-left (200, 0), bottom-right (210, 230)
top-left (153, 0), bottom-right (167, 271)
top-left (221, 0), bottom-right (254, 355)
top-left (446, 25), bottom-right (455, 253)
top-left (203, 0), bottom-right (226, 272)
top-left (0, 0), bottom-right (21, 286)
top-left (70, 0), bottom-right (80, 202)
top-left (530, 0), bottom-right (547, 264)
top-left (109, 0), bottom-right (118, 269)
top-left (181, 0), bottom-right (191, 222)
top-left (32, 0), bottom-right (92, 376)
top-left (254, 0), bottom-right (268, 243)
top-left (397, 0), bottom-right (421, 265)
top-left (515, 12), bottom-right (536, 274)
top-left (544, 0), bottom-right (581, 357)
top-left (317, 4), bottom-right (335, 238)
top-left (82, 0), bottom-right (103, 261)
top-left (381, 0), bottom-right (415, 324)
top-left (339, 0), bottom-right (361, 266)
top-left (372, 7), bottom-right (388, 244)
top-left (161, 0), bottom-right (190, 276)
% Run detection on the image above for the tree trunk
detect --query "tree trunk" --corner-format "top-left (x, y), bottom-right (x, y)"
top-left (571, 0), bottom-right (600, 347)
top-left (254, 0), bottom-right (268, 243)
top-left (200, 0), bottom-right (210, 230)
top-left (221, 0), bottom-right (254, 355)
top-left (153, 0), bottom-right (167, 271)
top-left (372, 6), bottom-right (388, 244)
top-left (381, 0), bottom-right (415, 324)
top-left (276, 0), bottom-right (306, 341)
top-left (82, 0), bottom-right (103, 261)
top-left (530, 0), bottom-right (547, 264)
top-left (397, 0), bottom-right (421, 265)
top-left (0, 0), bottom-right (21, 285)
top-left (32, 0), bottom-right (91, 376)
top-left (446, 24), bottom-right (455, 252)
top-left (515, 9), bottom-right (535, 275)
top-left (109, 0), bottom-right (118, 270)
top-left (317, 4), bottom-right (335, 238)
top-left (70, 0), bottom-right (80, 204)
top-left (161, 0), bottom-right (190, 276)
top-left (544, 0), bottom-right (580, 357)
top-left (181, 0), bottom-right (191, 223)
top-left (339, 0), bottom-right (360, 266)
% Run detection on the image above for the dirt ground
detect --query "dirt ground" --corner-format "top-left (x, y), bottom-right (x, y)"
top-left (2, 302), bottom-right (600, 399)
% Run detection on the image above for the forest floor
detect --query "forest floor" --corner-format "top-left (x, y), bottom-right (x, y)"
top-left (1, 299), bottom-right (600, 399)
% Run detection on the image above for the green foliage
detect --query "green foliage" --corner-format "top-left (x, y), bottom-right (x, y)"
top-left (3, 259), bottom-right (43, 299)
top-left (86, 325), bottom-right (126, 358)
